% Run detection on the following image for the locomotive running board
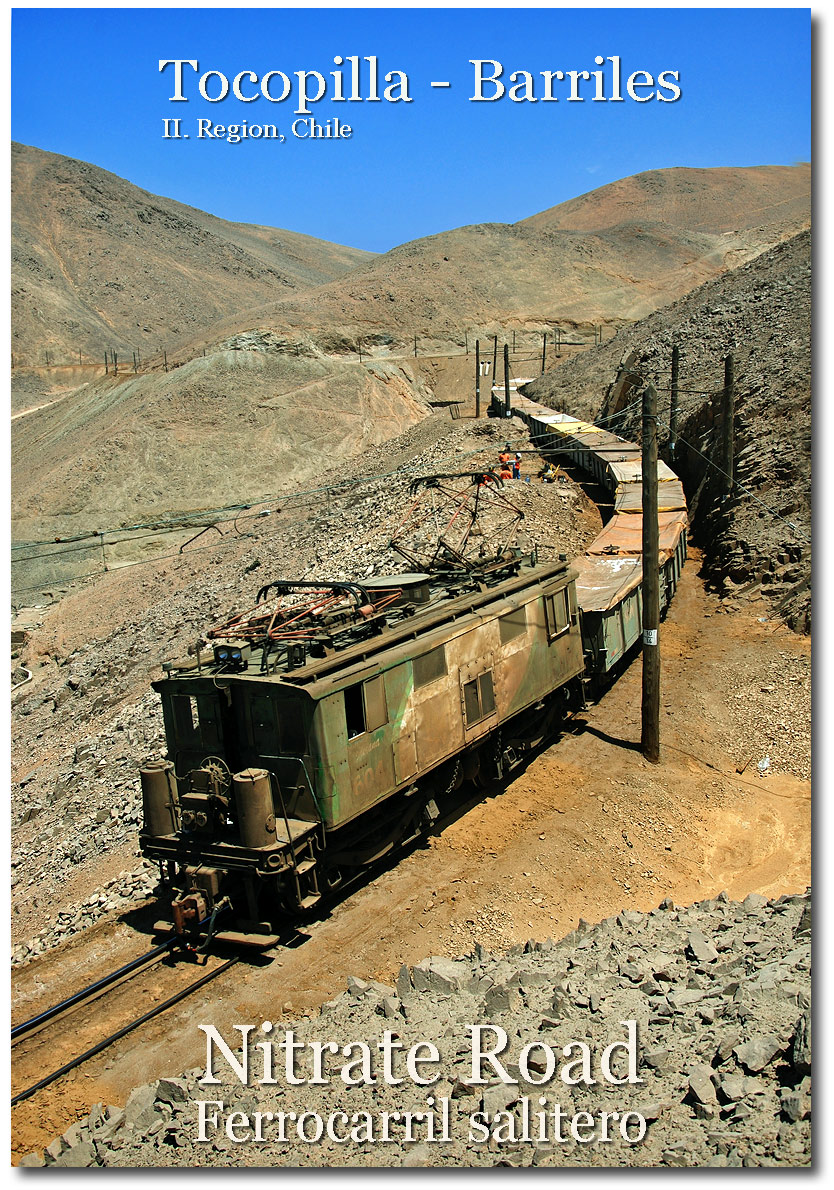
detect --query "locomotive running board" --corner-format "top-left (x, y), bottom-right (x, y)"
top-left (152, 921), bottom-right (281, 949)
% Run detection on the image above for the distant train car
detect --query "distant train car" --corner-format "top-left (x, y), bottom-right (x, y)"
top-left (511, 399), bottom-right (688, 681)
top-left (140, 554), bottom-right (586, 947)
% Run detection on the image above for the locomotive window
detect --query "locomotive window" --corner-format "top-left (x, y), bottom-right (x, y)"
top-left (499, 606), bottom-right (527, 643)
top-left (463, 670), bottom-right (496, 727)
top-left (250, 694), bottom-right (277, 752)
top-left (413, 645), bottom-right (447, 688)
top-left (463, 678), bottom-right (481, 725)
top-left (195, 695), bottom-right (221, 748)
top-left (172, 694), bottom-right (221, 748)
top-left (248, 695), bottom-right (306, 756)
top-left (278, 706), bottom-right (307, 755)
top-left (345, 676), bottom-right (389, 739)
top-left (479, 671), bottom-right (495, 717)
top-left (545, 589), bottom-right (571, 641)
top-left (344, 683), bottom-right (365, 739)
top-left (173, 695), bottom-right (198, 742)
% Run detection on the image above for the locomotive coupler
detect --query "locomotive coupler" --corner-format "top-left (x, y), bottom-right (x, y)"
top-left (170, 892), bottom-right (231, 959)
top-left (171, 891), bottom-right (207, 934)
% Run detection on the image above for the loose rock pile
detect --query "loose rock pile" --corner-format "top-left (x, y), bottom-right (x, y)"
top-left (21, 889), bottom-right (811, 1168)
top-left (11, 862), bottom-right (159, 967)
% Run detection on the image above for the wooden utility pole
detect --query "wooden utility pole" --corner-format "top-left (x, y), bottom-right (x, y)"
top-left (722, 353), bottom-right (735, 496)
top-left (413, 335), bottom-right (418, 358)
top-left (512, 330), bottom-right (516, 353)
top-left (491, 335), bottom-right (498, 392)
top-left (163, 350), bottom-right (168, 373)
top-left (465, 330), bottom-right (469, 355)
top-left (541, 332), bottom-right (547, 373)
top-left (669, 344), bottom-right (680, 461)
top-left (475, 339), bottom-right (481, 418)
top-left (104, 352), bottom-right (109, 375)
top-left (641, 382), bottom-right (660, 763)
top-left (556, 327), bottom-right (562, 357)
top-left (503, 343), bottom-right (511, 416)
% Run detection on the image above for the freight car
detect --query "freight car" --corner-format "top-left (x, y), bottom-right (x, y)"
top-left (139, 405), bottom-right (688, 949)
top-left (507, 403), bottom-right (688, 680)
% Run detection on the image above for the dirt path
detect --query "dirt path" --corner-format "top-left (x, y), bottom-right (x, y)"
top-left (10, 551), bottom-right (810, 1162)
top-left (11, 386), bottom-right (84, 420)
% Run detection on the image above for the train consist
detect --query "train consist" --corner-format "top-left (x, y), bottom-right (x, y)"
top-left (512, 396), bottom-right (688, 680)
top-left (139, 401), bottom-right (687, 949)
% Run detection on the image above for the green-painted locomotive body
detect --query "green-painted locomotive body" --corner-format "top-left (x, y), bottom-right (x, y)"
top-left (140, 556), bottom-right (586, 946)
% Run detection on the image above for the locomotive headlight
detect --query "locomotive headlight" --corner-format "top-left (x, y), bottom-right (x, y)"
top-left (213, 643), bottom-right (246, 670)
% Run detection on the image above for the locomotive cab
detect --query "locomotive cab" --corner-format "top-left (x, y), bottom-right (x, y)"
top-left (141, 671), bottom-right (324, 946)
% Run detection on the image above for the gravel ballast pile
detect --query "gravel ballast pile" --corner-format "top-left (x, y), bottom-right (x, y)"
top-left (21, 888), bottom-right (811, 1169)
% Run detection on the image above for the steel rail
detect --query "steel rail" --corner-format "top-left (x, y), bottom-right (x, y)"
top-left (11, 956), bottom-right (240, 1107)
top-left (11, 939), bottom-right (175, 1044)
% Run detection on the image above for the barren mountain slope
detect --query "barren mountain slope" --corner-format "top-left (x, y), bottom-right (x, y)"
top-left (522, 229), bottom-right (811, 630)
top-left (521, 163), bottom-right (811, 235)
top-left (11, 142), bottom-right (374, 365)
top-left (11, 340), bottom-right (433, 543)
top-left (179, 163), bottom-right (811, 356)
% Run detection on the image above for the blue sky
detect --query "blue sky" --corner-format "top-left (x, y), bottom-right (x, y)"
top-left (11, 6), bottom-right (811, 253)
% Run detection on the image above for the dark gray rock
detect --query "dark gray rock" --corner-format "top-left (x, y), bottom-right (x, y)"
top-left (51, 1140), bottom-right (97, 1167)
top-left (791, 1011), bottom-right (811, 1076)
top-left (687, 928), bottom-right (720, 964)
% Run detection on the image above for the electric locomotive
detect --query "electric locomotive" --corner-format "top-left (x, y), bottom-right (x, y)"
top-left (140, 475), bottom-right (587, 948)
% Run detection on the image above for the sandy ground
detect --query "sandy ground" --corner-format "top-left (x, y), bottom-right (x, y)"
top-left (10, 550), bottom-right (811, 1163)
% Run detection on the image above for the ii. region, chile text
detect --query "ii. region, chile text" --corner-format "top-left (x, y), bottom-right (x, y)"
top-left (161, 119), bottom-right (352, 142)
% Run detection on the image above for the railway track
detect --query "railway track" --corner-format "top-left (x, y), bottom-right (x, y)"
top-left (11, 942), bottom-right (241, 1107)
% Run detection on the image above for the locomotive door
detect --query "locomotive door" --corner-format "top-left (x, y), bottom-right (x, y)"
top-left (459, 654), bottom-right (497, 744)
top-left (169, 688), bottom-right (239, 775)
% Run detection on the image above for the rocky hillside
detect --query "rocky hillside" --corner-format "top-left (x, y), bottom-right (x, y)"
top-left (11, 153), bottom-right (810, 556)
top-left (522, 229), bottom-right (811, 631)
top-left (11, 142), bottom-right (374, 366)
top-left (22, 889), bottom-right (811, 1168)
top-left (11, 339), bottom-right (434, 545)
top-left (186, 164), bottom-right (810, 357)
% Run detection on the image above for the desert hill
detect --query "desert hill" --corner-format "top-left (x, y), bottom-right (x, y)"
top-left (11, 142), bottom-right (374, 366)
top-left (179, 163), bottom-right (810, 357)
top-left (10, 342), bottom-right (434, 546)
top-left (11, 154), bottom-right (811, 586)
top-left (520, 164), bottom-right (811, 235)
